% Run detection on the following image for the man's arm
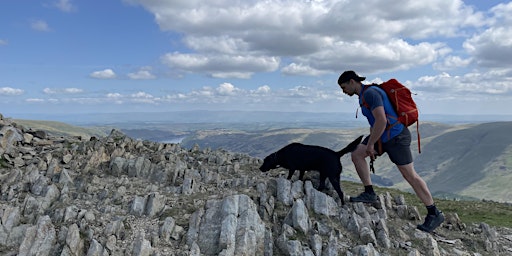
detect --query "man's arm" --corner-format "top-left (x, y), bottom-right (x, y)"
top-left (366, 106), bottom-right (387, 159)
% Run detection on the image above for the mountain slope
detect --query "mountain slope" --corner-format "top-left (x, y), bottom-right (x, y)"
top-left (414, 122), bottom-right (512, 201)
top-left (2, 114), bottom-right (512, 255)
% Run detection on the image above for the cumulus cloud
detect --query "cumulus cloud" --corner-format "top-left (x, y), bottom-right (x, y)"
top-left (282, 63), bottom-right (328, 76)
top-left (0, 87), bottom-right (24, 96)
top-left (5, 0), bottom-right (511, 115)
top-left (216, 83), bottom-right (240, 95)
top-left (128, 67), bottom-right (156, 80)
top-left (90, 69), bottom-right (117, 79)
top-left (414, 70), bottom-right (512, 96)
top-left (129, 0), bottom-right (487, 78)
top-left (130, 92), bottom-right (159, 104)
top-left (463, 3), bottom-right (512, 68)
top-left (434, 55), bottom-right (472, 71)
top-left (161, 52), bottom-right (279, 79)
top-left (254, 85), bottom-right (270, 94)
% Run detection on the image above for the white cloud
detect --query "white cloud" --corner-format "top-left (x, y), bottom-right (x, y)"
top-left (90, 69), bottom-right (117, 79)
top-left (130, 92), bottom-right (160, 104)
top-left (161, 52), bottom-right (279, 79)
top-left (0, 87), bottom-right (24, 95)
top-left (282, 63), bottom-right (327, 76)
top-left (130, 0), bottom-right (487, 78)
top-left (254, 85), bottom-right (270, 94)
top-left (128, 67), bottom-right (156, 80)
top-left (0, 39), bottom-right (7, 46)
top-left (43, 88), bottom-right (84, 94)
top-left (31, 20), bottom-right (51, 32)
top-left (433, 55), bottom-right (472, 71)
top-left (107, 93), bottom-right (122, 98)
top-left (455, 3), bottom-right (512, 70)
top-left (107, 93), bottom-right (123, 104)
top-left (131, 91), bottom-right (154, 98)
top-left (216, 83), bottom-right (239, 95)
top-left (414, 70), bottom-right (512, 96)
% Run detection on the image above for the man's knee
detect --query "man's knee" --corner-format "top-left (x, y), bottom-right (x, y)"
top-left (351, 145), bottom-right (367, 162)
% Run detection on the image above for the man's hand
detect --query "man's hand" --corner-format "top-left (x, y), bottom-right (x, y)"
top-left (366, 143), bottom-right (376, 161)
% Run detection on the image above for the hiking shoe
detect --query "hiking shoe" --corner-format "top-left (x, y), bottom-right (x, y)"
top-left (417, 211), bottom-right (445, 233)
top-left (349, 192), bottom-right (378, 203)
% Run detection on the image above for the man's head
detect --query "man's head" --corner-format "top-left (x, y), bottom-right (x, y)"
top-left (338, 70), bottom-right (365, 96)
top-left (337, 70), bottom-right (365, 85)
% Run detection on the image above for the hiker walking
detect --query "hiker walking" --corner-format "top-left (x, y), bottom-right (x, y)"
top-left (337, 70), bottom-right (444, 233)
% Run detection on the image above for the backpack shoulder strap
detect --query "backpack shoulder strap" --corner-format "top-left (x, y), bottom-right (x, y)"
top-left (360, 83), bottom-right (379, 108)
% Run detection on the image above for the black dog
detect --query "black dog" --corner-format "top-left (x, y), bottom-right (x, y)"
top-left (259, 135), bottom-right (363, 204)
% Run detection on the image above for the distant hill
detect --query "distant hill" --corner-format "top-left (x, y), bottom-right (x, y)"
top-left (414, 122), bottom-right (512, 202)
top-left (12, 119), bottom-right (108, 139)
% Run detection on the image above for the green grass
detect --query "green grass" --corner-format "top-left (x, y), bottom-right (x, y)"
top-left (343, 180), bottom-right (512, 228)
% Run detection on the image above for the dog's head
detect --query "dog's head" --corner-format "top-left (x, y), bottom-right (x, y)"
top-left (259, 152), bottom-right (279, 172)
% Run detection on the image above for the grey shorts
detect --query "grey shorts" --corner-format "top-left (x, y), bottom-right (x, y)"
top-left (362, 127), bottom-right (413, 165)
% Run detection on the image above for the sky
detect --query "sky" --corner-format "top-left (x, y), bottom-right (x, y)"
top-left (1, 0), bottom-right (512, 121)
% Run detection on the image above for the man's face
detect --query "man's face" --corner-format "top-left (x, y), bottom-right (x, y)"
top-left (339, 79), bottom-right (355, 96)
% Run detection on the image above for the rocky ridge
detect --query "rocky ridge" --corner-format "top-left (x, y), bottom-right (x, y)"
top-left (1, 113), bottom-right (512, 256)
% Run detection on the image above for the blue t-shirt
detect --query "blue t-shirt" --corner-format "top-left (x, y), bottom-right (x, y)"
top-left (359, 85), bottom-right (404, 143)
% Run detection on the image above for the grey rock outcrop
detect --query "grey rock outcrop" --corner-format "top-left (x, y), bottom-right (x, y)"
top-left (1, 113), bottom-right (512, 255)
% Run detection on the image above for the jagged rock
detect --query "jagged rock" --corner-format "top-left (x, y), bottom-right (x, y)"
top-left (444, 212), bottom-right (465, 230)
top-left (62, 153), bottom-right (72, 164)
top-left (86, 239), bottom-right (108, 256)
top-left (304, 180), bottom-right (338, 216)
top-left (284, 198), bottom-right (311, 235)
top-left (130, 196), bottom-right (147, 217)
top-left (18, 215), bottom-right (56, 256)
top-left (145, 192), bottom-right (165, 217)
top-left (1, 126), bottom-right (23, 155)
top-left (323, 231), bottom-right (341, 255)
top-left (350, 243), bottom-right (380, 255)
top-left (276, 177), bottom-right (293, 206)
top-left (61, 223), bottom-right (85, 256)
top-left (186, 194), bottom-right (265, 255)
top-left (309, 233), bottom-right (322, 256)
top-left (133, 231), bottom-right (153, 256)
top-left (375, 219), bottom-right (391, 249)
top-left (109, 157), bottom-right (127, 177)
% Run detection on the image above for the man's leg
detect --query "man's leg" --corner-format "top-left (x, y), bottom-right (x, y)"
top-left (352, 144), bottom-right (372, 185)
top-left (397, 163), bottom-right (444, 232)
top-left (350, 144), bottom-right (377, 203)
top-left (396, 163), bottom-right (433, 206)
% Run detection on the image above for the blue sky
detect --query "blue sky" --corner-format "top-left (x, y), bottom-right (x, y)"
top-left (1, 0), bottom-right (512, 121)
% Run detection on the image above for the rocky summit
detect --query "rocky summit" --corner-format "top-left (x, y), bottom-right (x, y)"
top-left (1, 113), bottom-right (512, 256)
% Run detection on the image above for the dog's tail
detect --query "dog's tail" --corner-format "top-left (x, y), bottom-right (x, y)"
top-left (337, 135), bottom-right (364, 157)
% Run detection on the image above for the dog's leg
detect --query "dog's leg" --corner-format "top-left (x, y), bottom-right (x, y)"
top-left (328, 175), bottom-right (345, 205)
top-left (298, 170), bottom-right (305, 180)
top-left (318, 173), bottom-right (327, 191)
top-left (287, 170), bottom-right (295, 180)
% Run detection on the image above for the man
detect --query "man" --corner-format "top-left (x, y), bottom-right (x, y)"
top-left (337, 70), bottom-right (444, 233)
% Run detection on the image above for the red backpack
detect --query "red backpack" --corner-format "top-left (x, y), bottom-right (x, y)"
top-left (361, 79), bottom-right (421, 153)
